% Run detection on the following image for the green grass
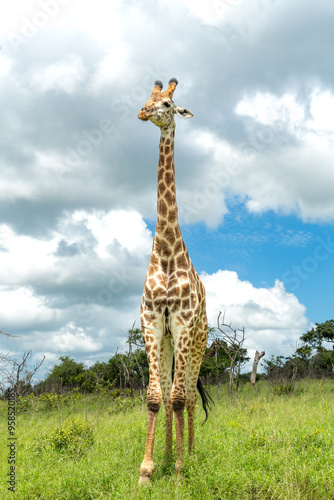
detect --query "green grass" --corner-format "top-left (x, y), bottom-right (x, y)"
top-left (1, 380), bottom-right (334, 499)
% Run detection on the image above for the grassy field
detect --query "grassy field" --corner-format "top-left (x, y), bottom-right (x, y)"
top-left (1, 379), bottom-right (334, 499)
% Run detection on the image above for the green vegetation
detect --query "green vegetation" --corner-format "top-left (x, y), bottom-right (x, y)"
top-left (1, 379), bottom-right (334, 499)
top-left (1, 320), bottom-right (334, 498)
top-left (28, 320), bottom-right (334, 398)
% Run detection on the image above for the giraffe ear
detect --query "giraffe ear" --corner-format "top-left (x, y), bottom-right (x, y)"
top-left (174, 107), bottom-right (194, 119)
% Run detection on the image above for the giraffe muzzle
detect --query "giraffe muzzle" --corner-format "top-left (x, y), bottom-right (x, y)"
top-left (138, 108), bottom-right (151, 121)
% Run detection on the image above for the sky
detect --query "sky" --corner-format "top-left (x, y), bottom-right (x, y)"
top-left (0, 0), bottom-right (333, 378)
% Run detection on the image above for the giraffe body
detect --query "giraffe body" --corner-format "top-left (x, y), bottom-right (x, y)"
top-left (138, 79), bottom-right (209, 484)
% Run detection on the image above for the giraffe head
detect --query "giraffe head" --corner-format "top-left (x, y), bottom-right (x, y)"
top-left (138, 78), bottom-right (194, 129)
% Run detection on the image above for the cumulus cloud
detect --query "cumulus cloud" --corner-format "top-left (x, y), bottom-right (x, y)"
top-left (232, 89), bottom-right (334, 221)
top-left (202, 270), bottom-right (309, 364)
top-left (0, 286), bottom-right (58, 330)
top-left (89, 44), bottom-right (136, 93)
top-left (306, 88), bottom-right (334, 132)
top-left (1, 0), bottom-right (334, 229)
top-left (29, 55), bottom-right (87, 94)
top-left (179, 87), bottom-right (334, 226)
top-left (0, 204), bottom-right (309, 373)
top-left (0, 209), bottom-right (152, 368)
top-left (49, 324), bottom-right (103, 354)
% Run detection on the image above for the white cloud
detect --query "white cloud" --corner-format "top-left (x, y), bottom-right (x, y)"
top-left (178, 129), bottom-right (246, 227)
top-left (50, 323), bottom-right (103, 353)
top-left (29, 55), bottom-right (87, 94)
top-left (0, 209), bottom-right (150, 359)
top-left (236, 92), bottom-right (305, 131)
top-left (0, 286), bottom-right (58, 329)
top-left (222, 88), bottom-right (334, 222)
top-left (169, 0), bottom-right (241, 25)
top-left (63, 0), bottom-right (124, 46)
top-left (0, 225), bottom-right (58, 284)
top-left (202, 270), bottom-right (308, 357)
top-left (0, 54), bottom-right (13, 78)
top-left (306, 89), bottom-right (334, 132)
top-left (89, 44), bottom-right (135, 92)
top-left (0, 209), bottom-right (152, 287)
top-left (71, 210), bottom-right (152, 258)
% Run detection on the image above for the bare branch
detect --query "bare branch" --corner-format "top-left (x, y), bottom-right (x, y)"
top-left (0, 351), bottom-right (45, 397)
top-left (0, 331), bottom-right (21, 338)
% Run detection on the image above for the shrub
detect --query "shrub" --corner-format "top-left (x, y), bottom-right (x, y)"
top-left (34, 417), bottom-right (94, 456)
top-left (110, 396), bottom-right (141, 414)
top-left (273, 383), bottom-right (294, 396)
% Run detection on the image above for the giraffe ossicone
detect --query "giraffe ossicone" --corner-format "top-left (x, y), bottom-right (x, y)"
top-left (138, 78), bottom-right (212, 485)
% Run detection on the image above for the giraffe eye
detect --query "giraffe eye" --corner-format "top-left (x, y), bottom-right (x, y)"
top-left (163, 101), bottom-right (171, 108)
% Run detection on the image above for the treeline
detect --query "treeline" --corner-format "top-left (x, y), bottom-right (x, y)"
top-left (3, 320), bottom-right (334, 398)
top-left (31, 320), bottom-right (334, 396)
top-left (33, 326), bottom-right (249, 395)
top-left (264, 319), bottom-right (334, 382)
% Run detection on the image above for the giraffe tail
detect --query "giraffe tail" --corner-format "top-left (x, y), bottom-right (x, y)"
top-left (196, 378), bottom-right (214, 424)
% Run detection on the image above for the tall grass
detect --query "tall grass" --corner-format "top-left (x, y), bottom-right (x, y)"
top-left (1, 380), bottom-right (334, 499)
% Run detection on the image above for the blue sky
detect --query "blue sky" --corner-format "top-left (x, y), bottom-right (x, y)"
top-left (0, 0), bottom-right (334, 377)
top-left (182, 211), bottom-right (333, 323)
top-left (146, 206), bottom-right (334, 327)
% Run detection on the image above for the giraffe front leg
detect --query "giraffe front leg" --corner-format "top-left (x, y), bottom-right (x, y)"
top-left (139, 326), bottom-right (162, 485)
top-left (139, 401), bottom-right (160, 484)
top-left (171, 329), bottom-right (192, 474)
top-left (186, 318), bottom-right (209, 455)
top-left (173, 401), bottom-right (185, 474)
top-left (186, 362), bottom-right (201, 455)
top-left (160, 337), bottom-right (174, 460)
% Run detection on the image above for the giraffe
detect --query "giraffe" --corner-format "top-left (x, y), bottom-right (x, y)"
top-left (137, 78), bottom-right (212, 484)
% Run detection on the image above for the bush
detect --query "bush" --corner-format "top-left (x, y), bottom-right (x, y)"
top-left (34, 417), bottom-right (94, 456)
top-left (273, 383), bottom-right (294, 396)
top-left (110, 396), bottom-right (141, 414)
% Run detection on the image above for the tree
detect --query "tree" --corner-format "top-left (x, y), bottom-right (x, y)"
top-left (119, 323), bottom-right (148, 395)
top-left (262, 355), bottom-right (286, 382)
top-left (300, 320), bottom-right (334, 376)
top-left (1, 351), bottom-right (45, 398)
top-left (216, 311), bottom-right (249, 400)
top-left (200, 338), bottom-right (229, 384)
top-left (90, 324), bottom-right (149, 394)
top-left (46, 355), bottom-right (85, 390)
top-left (125, 324), bottom-right (145, 350)
top-left (300, 320), bottom-right (334, 349)
top-left (250, 350), bottom-right (265, 386)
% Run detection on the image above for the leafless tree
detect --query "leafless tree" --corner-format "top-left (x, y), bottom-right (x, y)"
top-left (0, 331), bottom-right (21, 396)
top-left (1, 351), bottom-right (45, 398)
top-left (216, 311), bottom-right (246, 401)
top-left (118, 322), bottom-right (147, 397)
top-left (250, 350), bottom-right (265, 386)
top-left (0, 352), bottom-right (12, 396)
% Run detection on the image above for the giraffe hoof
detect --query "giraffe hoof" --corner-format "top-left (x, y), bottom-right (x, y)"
top-left (176, 471), bottom-right (185, 485)
top-left (138, 475), bottom-right (151, 486)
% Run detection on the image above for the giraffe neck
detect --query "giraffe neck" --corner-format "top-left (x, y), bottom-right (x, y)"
top-left (153, 125), bottom-right (182, 259)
